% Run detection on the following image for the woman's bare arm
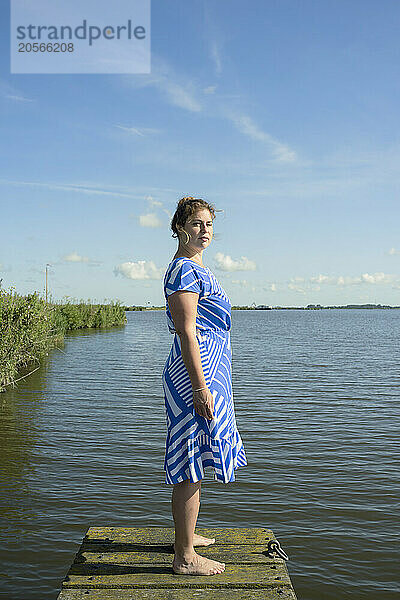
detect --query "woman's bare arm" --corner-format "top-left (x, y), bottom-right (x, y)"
top-left (168, 291), bottom-right (214, 419)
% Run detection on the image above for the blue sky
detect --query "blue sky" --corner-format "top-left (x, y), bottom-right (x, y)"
top-left (1, 0), bottom-right (399, 307)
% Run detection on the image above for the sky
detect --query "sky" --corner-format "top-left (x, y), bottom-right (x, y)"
top-left (1, 0), bottom-right (400, 307)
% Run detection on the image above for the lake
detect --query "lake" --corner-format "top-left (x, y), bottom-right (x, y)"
top-left (0, 309), bottom-right (399, 599)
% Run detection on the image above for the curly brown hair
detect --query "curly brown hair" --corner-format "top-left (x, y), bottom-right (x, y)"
top-left (170, 196), bottom-right (217, 238)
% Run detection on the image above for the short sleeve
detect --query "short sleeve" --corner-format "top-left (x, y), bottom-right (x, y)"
top-left (165, 259), bottom-right (203, 297)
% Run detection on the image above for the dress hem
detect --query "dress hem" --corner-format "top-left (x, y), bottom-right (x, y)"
top-left (164, 430), bottom-right (247, 485)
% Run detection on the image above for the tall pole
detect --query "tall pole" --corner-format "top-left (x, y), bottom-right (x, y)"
top-left (45, 264), bottom-right (51, 303)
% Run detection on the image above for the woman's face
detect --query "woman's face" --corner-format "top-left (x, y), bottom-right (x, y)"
top-left (179, 208), bottom-right (213, 252)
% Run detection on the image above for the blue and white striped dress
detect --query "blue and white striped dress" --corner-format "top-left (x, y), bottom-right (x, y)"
top-left (162, 256), bottom-right (247, 484)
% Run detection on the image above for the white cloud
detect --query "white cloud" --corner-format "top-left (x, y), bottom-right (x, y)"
top-left (310, 274), bottom-right (337, 284)
top-left (137, 195), bottom-right (171, 225)
top-left (337, 275), bottom-right (363, 286)
top-left (284, 272), bottom-right (400, 294)
top-left (225, 112), bottom-right (297, 163)
top-left (360, 272), bottom-right (394, 284)
top-left (139, 212), bottom-right (163, 228)
top-left (389, 247), bottom-right (400, 255)
top-left (60, 252), bottom-right (101, 267)
top-left (63, 252), bottom-right (89, 263)
top-left (231, 279), bottom-right (249, 286)
top-left (261, 282), bottom-right (278, 292)
top-left (114, 260), bottom-right (162, 280)
top-left (214, 252), bottom-right (256, 272)
top-left (146, 195), bottom-right (171, 216)
top-left (288, 283), bottom-right (306, 294)
top-left (308, 272), bottom-right (400, 286)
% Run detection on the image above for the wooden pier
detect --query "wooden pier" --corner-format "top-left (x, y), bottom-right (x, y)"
top-left (57, 526), bottom-right (297, 599)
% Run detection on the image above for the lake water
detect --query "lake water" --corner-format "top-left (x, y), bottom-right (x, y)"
top-left (0, 309), bottom-right (399, 599)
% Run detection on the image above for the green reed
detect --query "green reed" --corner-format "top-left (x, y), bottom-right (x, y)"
top-left (0, 283), bottom-right (126, 392)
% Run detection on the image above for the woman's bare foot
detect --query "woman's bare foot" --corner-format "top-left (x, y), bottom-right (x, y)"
top-left (193, 533), bottom-right (215, 546)
top-left (173, 551), bottom-right (225, 575)
top-left (173, 533), bottom-right (215, 553)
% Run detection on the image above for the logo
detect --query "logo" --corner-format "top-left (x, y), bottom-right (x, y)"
top-left (10, 0), bottom-right (151, 74)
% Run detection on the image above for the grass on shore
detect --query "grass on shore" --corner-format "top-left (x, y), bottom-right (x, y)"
top-left (0, 283), bottom-right (126, 393)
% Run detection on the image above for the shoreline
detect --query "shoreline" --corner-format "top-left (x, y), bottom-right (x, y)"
top-left (0, 286), bottom-right (126, 393)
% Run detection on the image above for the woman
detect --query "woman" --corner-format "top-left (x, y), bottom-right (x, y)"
top-left (162, 196), bottom-right (247, 576)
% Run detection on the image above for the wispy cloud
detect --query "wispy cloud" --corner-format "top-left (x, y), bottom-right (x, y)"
top-left (0, 78), bottom-right (34, 102)
top-left (135, 195), bottom-right (171, 228)
top-left (225, 112), bottom-right (297, 163)
top-left (0, 179), bottom-right (178, 204)
top-left (210, 41), bottom-right (222, 75)
top-left (114, 260), bottom-right (163, 280)
top-left (203, 1), bottom-right (224, 77)
top-left (0, 262), bottom-right (12, 274)
top-left (0, 178), bottom-right (140, 199)
top-left (148, 197), bottom-right (163, 208)
top-left (162, 79), bottom-right (202, 112)
top-left (121, 56), bottom-right (202, 113)
top-left (214, 252), bottom-right (256, 271)
top-left (119, 56), bottom-right (298, 166)
top-left (5, 94), bottom-right (34, 102)
top-left (115, 124), bottom-right (161, 137)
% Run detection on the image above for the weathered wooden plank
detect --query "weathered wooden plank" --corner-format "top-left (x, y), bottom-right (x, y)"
top-left (63, 563), bottom-right (291, 589)
top-left (84, 527), bottom-right (275, 546)
top-left (76, 544), bottom-right (282, 565)
top-left (57, 527), bottom-right (297, 600)
top-left (58, 587), bottom-right (297, 600)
